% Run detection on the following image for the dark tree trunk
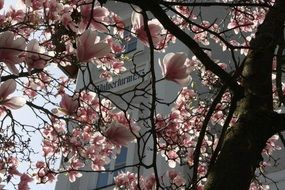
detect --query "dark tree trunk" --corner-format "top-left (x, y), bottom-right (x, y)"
top-left (205, 1), bottom-right (285, 189)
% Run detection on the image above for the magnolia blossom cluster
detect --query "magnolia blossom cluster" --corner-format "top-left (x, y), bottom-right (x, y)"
top-left (172, 6), bottom-right (197, 29)
top-left (201, 62), bottom-right (228, 88)
top-left (155, 88), bottom-right (213, 173)
top-left (170, 3), bottom-right (268, 55)
top-left (191, 21), bottom-right (220, 46)
top-left (0, 157), bottom-right (33, 190)
top-left (23, 72), bottom-right (53, 99)
top-left (131, 11), bottom-right (166, 49)
top-left (156, 85), bottom-right (281, 189)
top-left (40, 118), bottom-right (113, 183)
top-left (38, 91), bottom-right (140, 183)
top-left (211, 91), bottom-right (232, 126)
top-left (227, 6), bottom-right (266, 35)
top-left (262, 135), bottom-right (281, 156)
top-left (114, 171), bottom-right (186, 190)
top-left (0, 1), bottom-right (127, 82)
top-left (114, 171), bottom-right (138, 190)
top-left (0, 31), bottom-right (49, 75)
top-left (249, 181), bottom-right (270, 190)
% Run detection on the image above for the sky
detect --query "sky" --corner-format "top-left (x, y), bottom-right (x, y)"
top-left (1, 1), bottom-right (59, 190)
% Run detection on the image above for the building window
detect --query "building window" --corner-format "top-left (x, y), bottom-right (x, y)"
top-left (117, 26), bottom-right (137, 56)
top-left (96, 168), bottom-right (109, 188)
top-left (114, 146), bottom-right (128, 177)
top-left (123, 29), bottom-right (137, 54)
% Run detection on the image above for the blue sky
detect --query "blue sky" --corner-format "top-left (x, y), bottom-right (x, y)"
top-left (1, 1), bottom-right (60, 190)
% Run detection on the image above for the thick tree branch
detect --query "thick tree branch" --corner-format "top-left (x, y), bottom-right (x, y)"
top-left (115, 0), bottom-right (244, 99)
top-left (205, 0), bottom-right (285, 189)
top-left (144, 1), bottom-right (244, 99)
top-left (160, 1), bottom-right (272, 8)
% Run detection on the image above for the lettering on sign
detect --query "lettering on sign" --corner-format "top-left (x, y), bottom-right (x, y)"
top-left (95, 68), bottom-right (145, 92)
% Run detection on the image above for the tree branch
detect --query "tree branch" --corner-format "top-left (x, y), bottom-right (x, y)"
top-left (138, 0), bottom-right (244, 99)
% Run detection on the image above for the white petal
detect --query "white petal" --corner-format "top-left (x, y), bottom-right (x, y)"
top-left (0, 79), bottom-right (16, 99)
top-left (131, 11), bottom-right (144, 29)
top-left (162, 52), bottom-right (175, 67)
top-left (168, 160), bottom-right (177, 168)
top-left (4, 97), bottom-right (26, 109)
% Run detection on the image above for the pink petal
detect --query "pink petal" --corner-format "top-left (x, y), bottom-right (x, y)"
top-left (27, 39), bottom-right (38, 52)
top-left (4, 97), bottom-right (26, 109)
top-left (161, 52), bottom-right (192, 86)
top-left (68, 171), bottom-right (82, 183)
top-left (59, 94), bottom-right (79, 115)
top-left (0, 32), bottom-right (25, 75)
top-left (0, 79), bottom-right (16, 99)
top-left (93, 6), bottom-right (109, 18)
top-left (0, 31), bottom-right (14, 47)
top-left (12, 36), bottom-right (26, 50)
top-left (92, 42), bottom-right (111, 58)
top-left (76, 29), bottom-right (110, 62)
top-left (158, 58), bottom-right (166, 76)
top-left (92, 22), bottom-right (108, 33)
top-left (105, 124), bottom-right (135, 146)
top-left (148, 20), bottom-right (162, 34)
top-left (163, 52), bottom-right (187, 68)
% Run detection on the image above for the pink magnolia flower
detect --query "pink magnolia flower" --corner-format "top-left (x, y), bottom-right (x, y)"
top-left (76, 29), bottom-right (110, 62)
top-left (105, 122), bottom-right (136, 146)
top-left (6, 8), bottom-right (25, 23)
top-left (68, 170), bottom-right (82, 183)
top-left (26, 39), bottom-right (49, 72)
top-left (114, 171), bottom-right (138, 189)
top-left (59, 94), bottom-right (79, 115)
top-left (70, 158), bottom-right (85, 170)
top-left (8, 166), bottom-right (21, 176)
top-left (159, 52), bottom-right (192, 86)
top-left (80, 5), bottom-right (110, 32)
top-left (22, 0), bottom-right (43, 10)
top-left (0, 31), bottom-right (26, 75)
top-left (106, 36), bottom-right (125, 54)
top-left (112, 13), bottom-right (125, 37)
top-left (144, 175), bottom-right (156, 189)
top-left (18, 174), bottom-right (33, 190)
top-left (131, 11), bottom-right (163, 47)
top-left (0, 79), bottom-right (26, 109)
top-left (173, 174), bottom-right (186, 187)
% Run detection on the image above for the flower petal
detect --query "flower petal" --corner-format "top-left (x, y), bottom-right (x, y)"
top-left (76, 29), bottom-right (110, 62)
top-left (0, 79), bottom-right (16, 99)
top-left (131, 11), bottom-right (144, 30)
top-left (105, 123), bottom-right (135, 146)
top-left (92, 42), bottom-right (111, 58)
top-left (4, 97), bottom-right (26, 109)
top-left (161, 52), bottom-right (192, 86)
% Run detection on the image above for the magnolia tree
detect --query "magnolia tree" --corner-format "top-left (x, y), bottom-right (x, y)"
top-left (0, 0), bottom-right (284, 190)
